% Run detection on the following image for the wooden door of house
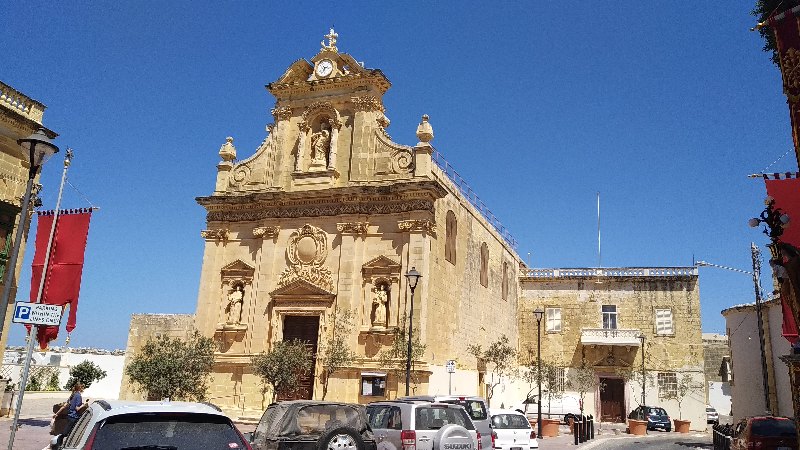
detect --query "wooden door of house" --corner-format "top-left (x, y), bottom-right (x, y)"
top-left (599, 378), bottom-right (625, 422)
top-left (277, 315), bottom-right (319, 401)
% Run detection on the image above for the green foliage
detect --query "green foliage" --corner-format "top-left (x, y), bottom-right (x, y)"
top-left (46, 370), bottom-right (60, 391)
top-left (125, 331), bottom-right (215, 401)
top-left (319, 309), bottom-right (358, 400)
top-left (26, 372), bottom-right (42, 391)
top-left (614, 366), bottom-right (655, 407)
top-left (65, 361), bottom-right (107, 390)
top-left (521, 360), bottom-right (563, 413)
top-left (752, 0), bottom-right (800, 66)
top-left (251, 339), bottom-right (313, 404)
top-left (567, 365), bottom-right (596, 414)
top-left (377, 318), bottom-right (426, 396)
top-left (468, 335), bottom-right (517, 402)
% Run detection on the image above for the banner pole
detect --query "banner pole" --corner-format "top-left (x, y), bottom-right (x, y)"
top-left (8, 150), bottom-right (72, 450)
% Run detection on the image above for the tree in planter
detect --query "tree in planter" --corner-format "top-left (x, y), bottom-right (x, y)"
top-left (377, 317), bottom-right (426, 396)
top-left (663, 373), bottom-right (702, 421)
top-left (125, 331), bottom-right (214, 401)
top-left (566, 365), bottom-right (597, 415)
top-left (65, 361), bottom-right (107, 390)
top-left (614, 366), bottom-right (654, 408)
top-left (318, 308), bottom-right (358, 400)
top-left (251, 339), bottom-right (313, 405)
top-left (520, 358), bottom-right (563, 416)
top-left (467, 335), bottom-right (517, 404)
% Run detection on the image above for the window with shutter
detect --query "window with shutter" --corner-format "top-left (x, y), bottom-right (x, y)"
top-left (655, 309), bottom-right (673, 335)
top-left (546, 308), bottom-right (562, 332)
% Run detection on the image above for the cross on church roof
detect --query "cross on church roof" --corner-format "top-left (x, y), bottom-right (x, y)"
top-left (321, 27), bottom-right (338, 52)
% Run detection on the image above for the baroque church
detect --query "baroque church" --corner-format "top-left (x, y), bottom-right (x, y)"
top-left (121, 31), bottom-right (705, 428)
top-left (186, 29), bottom-right (521, 410)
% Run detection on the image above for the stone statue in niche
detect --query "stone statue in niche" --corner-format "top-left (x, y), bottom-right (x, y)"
top-left (310, 122), bottom-right (331, 166)
top-left (371, 284), bottom-right (389, 329)
top-left (226, 284), bottom-right (244, 324)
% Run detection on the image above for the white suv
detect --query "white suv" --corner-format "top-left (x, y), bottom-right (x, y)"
top-left (367, 400), bottom-right (480, 450)
top-left (50, 400), bottom-right (251, 449)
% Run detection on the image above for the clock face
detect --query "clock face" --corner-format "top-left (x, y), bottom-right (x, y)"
top-left (316, 60), bottom-right (334, 77)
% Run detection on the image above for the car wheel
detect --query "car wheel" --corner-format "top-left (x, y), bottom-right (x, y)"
top-left (317, 426), bottom-right (365, 450)
top-left (665, 427), bottom-right (671, 432)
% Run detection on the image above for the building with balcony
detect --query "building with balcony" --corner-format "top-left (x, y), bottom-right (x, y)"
top-left (517, 267), bottom-right (706, 428)
top-left (0, 81), bottom-right (57, 351)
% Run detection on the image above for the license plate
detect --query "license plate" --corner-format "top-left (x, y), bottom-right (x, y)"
top-left (511, 447), bottom-right (522, 450)
top-left (777, 447), bottom-right (790, 450)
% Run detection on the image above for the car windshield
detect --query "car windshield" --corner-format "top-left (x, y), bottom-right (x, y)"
top-left (90, 413), bottom-right (245, 450)
top-left (751, 418), bottom-right (796, 437)
top-left (440, 400), bottom-right (487, 421)
top-left (491, 414), bottom-right (530, 430)
top-left (415, 407), bottom-right (474, 430)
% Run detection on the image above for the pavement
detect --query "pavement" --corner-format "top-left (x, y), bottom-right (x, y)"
top-left (535, 422), bottom-right (712, 449)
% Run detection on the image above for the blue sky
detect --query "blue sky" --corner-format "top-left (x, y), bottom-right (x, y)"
top-left (1, 2), bottom-right (791, 349)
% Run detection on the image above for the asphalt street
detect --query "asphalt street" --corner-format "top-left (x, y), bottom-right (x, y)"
top-left (575, 432), bottom-right (712, 450)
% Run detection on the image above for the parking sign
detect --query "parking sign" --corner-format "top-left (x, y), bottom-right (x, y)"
top-left (12, 302), bottom-right (63, 326)
top-left (446, 360), bottom-right (456, 373)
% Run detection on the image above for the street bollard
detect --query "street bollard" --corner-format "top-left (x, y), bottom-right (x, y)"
top-left (579, 415), bottom-right (586, 443)
top-left (589, 414), bottom-right (594, 440)
top-left (573, 418), bottom-right (580, 445)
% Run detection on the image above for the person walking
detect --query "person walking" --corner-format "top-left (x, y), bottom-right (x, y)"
top-left (53, 381), bottom-right (89, 437)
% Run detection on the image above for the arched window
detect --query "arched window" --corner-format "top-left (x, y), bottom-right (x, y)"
top-left (480, 243), bottom-right (489, 287)
top-left (445, 210), bottom-right (457, 265)
top-left (501, 261), bottom-right (508, 300)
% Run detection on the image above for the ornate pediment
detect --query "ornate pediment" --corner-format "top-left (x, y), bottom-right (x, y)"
top-left (272, 59), bottom-right (314, 85)
top-left (362, 255), bottom-right (401, 284)
top-left (220, 260), bottom-right (255, 285)
top-left (270, 278), bottom-right (335, 299)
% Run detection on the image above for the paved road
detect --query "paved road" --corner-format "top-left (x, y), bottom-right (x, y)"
top-left (576, 432), bottom-right (712, 450)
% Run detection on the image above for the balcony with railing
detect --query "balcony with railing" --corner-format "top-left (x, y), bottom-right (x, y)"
top-left (580, 328), bottom-right (642, 346)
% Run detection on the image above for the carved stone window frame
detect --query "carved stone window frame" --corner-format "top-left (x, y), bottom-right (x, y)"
top-left (218, 260), bottom-right (255, 331)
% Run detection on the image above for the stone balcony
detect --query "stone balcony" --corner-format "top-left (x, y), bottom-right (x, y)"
top-left (0, 80), bottom-right (46, 124)
top-left (580, 328), bottom-right (642, 346)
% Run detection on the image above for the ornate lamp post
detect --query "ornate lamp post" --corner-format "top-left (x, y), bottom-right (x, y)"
top-left (404, 266), bottom-right (421, 396)
top-left (533, 307), bottom-right (544, 438)
top-left (0, 129), bottom-right (59, 341)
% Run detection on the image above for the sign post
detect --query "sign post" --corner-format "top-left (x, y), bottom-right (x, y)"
top-left (446, 360), bottom-right (456, 395)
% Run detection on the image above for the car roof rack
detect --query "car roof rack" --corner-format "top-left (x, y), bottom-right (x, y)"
top-left (95, 400), bottom-right (112, 411)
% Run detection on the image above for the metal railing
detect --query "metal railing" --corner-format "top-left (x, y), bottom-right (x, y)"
top-left (712, 423), bottom-right (733, 450)
top-left (521, 267), bottom-right (698, 279)
top-left (431, 149), bottom-right (518, 250)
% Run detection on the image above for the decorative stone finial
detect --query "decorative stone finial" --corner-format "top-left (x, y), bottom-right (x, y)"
top-left (416, 114), bottom-right (434, 145)
top-left (219, 136), bottom-right (236, 162)
top-left (321, 27), bottom-right (338, 52)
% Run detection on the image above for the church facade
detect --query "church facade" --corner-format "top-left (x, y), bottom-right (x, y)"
top-left (191, 30), bottom-right (521, 412)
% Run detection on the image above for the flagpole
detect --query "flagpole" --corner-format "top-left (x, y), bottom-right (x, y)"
top-left (8, 150), bottom-right (72, 450)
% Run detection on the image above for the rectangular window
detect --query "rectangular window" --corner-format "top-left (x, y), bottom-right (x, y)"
top-left (361, 374), bottom-right (386, 397)
top-left (658, 372), bottom-right (677, 398)
top-left (602, 305), bottom-right (617, 330)
top-left (655, 309), bottom-right (674, 335)
top-left (546, 308), bottom-right (562, 332)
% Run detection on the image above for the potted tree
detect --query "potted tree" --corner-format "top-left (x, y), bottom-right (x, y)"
top-left (614, 367), bottom-right (654, 435)
top-left (664, 374), bottom-right (700, 433)
top-left (566, 365), bottom-right (596, 434)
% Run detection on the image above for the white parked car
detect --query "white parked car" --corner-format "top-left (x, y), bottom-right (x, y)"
top-left (511, 395), bottom-right (582, 424)
top-left (488, 409), bottom-right (538, 450)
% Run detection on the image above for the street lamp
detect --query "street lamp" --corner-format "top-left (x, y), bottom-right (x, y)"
top-left (533, 307), bottom-right (544, 439)
top-left (0, 129), bottom-right (59, 341)
top-left (638, 333), bottom-right (646, 406)
top-left (404, 266), bottom-right (421, 396)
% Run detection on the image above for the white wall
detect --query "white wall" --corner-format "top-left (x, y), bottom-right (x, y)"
top-left (767, 302), bottom-right (793, 417)
top-left (708, 381), bottom-right (731, 416)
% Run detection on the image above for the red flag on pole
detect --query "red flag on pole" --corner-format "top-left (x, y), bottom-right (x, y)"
top-left (28, 209), bottom-right (92, 349)
top-left (766, 178), bottom-right (800, 344)
top-left (768, 8), bottom-right (800, 168)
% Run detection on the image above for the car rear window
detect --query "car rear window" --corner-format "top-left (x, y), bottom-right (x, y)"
top-left (90, 413), bottom-right (246, 450)
top-left (647, 408), bottom-right (667, 416)
top-left (440, 400), bottom-right (487, 421)
top-left (295, 404), bottom-right (361, 434)
top-left (491, 414), bottom-right (530, 430)
top-left (751, 418), bottom-right (796, 437)
top-left (415, 407), bottom-right (474, 430)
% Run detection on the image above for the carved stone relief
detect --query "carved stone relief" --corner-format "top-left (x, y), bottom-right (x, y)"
top-left (277, 224), bottom-right (334, 293)
top-left (218, 260), bottom-right (254, 332)
top-left (397, 219), bottom-right (436, 234)
top-left (361, 256), bottom-right (402, 330)
top-left (201, 229), bottom-right (229, 241)
top-left (337, 222), bottom-right (368, 235)
top-left (352, 95), bottom-right (385, 112)
top-left (253, 225), bottom-right (280, 239)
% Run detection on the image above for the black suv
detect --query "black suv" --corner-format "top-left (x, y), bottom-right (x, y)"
top-left (628, 406), bottom-right (671, 432)
top-left (250, 400), bottom-right (377, 450)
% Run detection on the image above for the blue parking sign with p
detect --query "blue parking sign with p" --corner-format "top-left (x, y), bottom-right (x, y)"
top-left (14, 305), bottom-right (30, 321)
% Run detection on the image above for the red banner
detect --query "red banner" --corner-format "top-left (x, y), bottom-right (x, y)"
top-left (770, 9), bottom-right (800, 168)
top-left (28, 209), bottom-right (92, 349)
top-left (766, 179), bottom-right (800, 344)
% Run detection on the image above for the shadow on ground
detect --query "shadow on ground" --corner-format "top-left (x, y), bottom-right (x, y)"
top-left (676, 443), bottom-right (711, 449)
top-left (18, 419), bottom-right (49, 428)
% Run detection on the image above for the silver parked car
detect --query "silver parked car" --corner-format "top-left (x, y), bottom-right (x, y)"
top-left (397, 395), bottom-right (490, 450)
top-left (367, 400), bottom-right (480, 450)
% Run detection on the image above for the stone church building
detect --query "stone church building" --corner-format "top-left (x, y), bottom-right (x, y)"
top-left (120, 31), bottom-right (706, 428)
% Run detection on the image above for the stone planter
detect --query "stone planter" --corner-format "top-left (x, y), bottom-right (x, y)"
top-left (673, 419), bottom-right (690, 433)
top-left (540, 418), bottom-right (561, 437)
top-left (0, 391), bottom-right (16, 417)
top-left (628, 419), bottom-right (647, 435)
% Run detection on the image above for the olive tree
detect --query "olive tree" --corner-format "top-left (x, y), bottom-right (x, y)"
top-left (251, 339), bottom-right (313, 404)
top-left (318, 309), bottom-right (358, 400)
top-left (663, 373), bottom-right (702, 420)
top-left (566, 365), bottom-right (596, 415)
top-left (520, 360), bottom-right (562, 415)
top-left (468, 335), bottom-right (517, 404)
top-left (377, 317), bottom-right (426, 396)
top-left (125, 331), bottom-right (215, 401)
top-left (65, 361), bottom-right (107, 390)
